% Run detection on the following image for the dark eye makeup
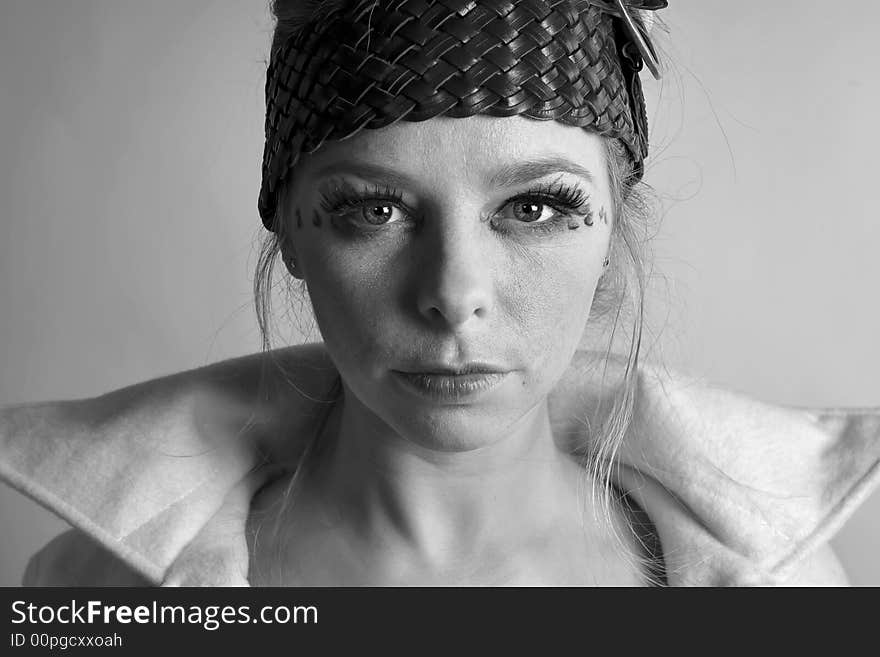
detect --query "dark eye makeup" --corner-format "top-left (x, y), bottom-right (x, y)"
top-left (319, 182), bottom-right (409, 226)
top-left (316, 178), bottom-right (593, 237)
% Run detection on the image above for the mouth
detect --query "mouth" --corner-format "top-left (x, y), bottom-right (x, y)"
top-left (391, 367), bottom-right (509, 402)
top-left (399, 362), bottom-right (508, 376)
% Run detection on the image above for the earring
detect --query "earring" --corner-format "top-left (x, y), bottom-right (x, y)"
top-left (603, 256), bottom-right (610, 268)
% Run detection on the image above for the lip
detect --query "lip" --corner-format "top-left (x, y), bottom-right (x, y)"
top-left (392, 369), bottom-right (509, 403)
top-left (399, 362), bottom-right (508, 375)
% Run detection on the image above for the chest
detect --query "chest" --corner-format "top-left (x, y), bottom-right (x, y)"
top-left (245, 481), bottom-right (660, 587)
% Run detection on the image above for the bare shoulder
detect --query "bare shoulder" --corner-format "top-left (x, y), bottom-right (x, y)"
top-left (23, 530), bottom-right (152, 587)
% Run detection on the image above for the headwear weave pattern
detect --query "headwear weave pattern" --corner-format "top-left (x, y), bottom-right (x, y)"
top-left (259, 0), bottom-right (667, 229)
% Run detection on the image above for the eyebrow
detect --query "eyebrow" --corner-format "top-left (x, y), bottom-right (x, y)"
top-left (312, 161), bottom-right (414, 190)
top-left (487, 157), bottom-right (596, 188)
top-left (311, 156), bottom-right (595, 189)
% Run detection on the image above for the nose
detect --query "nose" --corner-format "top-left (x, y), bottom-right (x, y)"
top-left (415, 216), bottom-right (493, 329)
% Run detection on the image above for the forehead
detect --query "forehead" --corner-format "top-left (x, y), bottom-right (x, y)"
top-left (297, 115), bottom-right (608, 188)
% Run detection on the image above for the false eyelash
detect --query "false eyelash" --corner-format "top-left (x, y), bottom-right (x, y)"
top-left (494, 181), bottom-right (592, 235)
top-left (319, 182), bottom-right (406, 215)
top-left (317, 179), bottom-right (592, 237)
top-left (511, 181), bottom-right (590, 213)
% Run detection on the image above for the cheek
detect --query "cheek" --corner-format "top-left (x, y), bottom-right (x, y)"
top-left (300, 231), bottom-right (604, 380)
top-left (504, 251), bottom-right (601, 359)
top-left (300, 242), bottom-right (398, 357)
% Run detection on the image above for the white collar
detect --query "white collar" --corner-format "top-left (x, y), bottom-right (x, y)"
top-left (2, 345), bottom-right (878, 585)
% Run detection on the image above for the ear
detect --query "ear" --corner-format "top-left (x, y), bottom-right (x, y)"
top-left (279, 238), bottom-right (303, 280)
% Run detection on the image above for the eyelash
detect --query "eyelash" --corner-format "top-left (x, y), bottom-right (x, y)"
top-left (318, 181), bottom-right (591, 235)
top-left (320, 183), bottom-right (407, 218)
top-left (500, 182), bottom-right (590, 234)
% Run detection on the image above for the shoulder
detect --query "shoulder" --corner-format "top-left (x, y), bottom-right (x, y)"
top-left (23, 529), bottom-right (152, 587)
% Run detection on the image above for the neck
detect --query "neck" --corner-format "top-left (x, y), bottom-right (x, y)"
top-left (308, 384), bottom-right (585, 571)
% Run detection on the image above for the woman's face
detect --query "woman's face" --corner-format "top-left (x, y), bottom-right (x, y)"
top-left (284, 115), bottom-right (613, 451)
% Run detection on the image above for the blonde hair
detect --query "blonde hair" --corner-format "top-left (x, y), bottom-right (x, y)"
top-left (253, 0), bottom-right (667, 585)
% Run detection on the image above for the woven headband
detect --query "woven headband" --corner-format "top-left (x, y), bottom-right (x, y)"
top-left (259, 0), bottom-right (668, 230)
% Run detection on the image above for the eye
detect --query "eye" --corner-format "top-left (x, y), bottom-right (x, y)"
top-left (507, 200), bottom-right (560, 224)
top-left (318, 182), bottom-right (412, 231)
top-left (360, 202), bottom-right (404, 226)
top-left (496, 182), bottom-right (590, 225)
top-left (489, 183), bottom-right (591, 235)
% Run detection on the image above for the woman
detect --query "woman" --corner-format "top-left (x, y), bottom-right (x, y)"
top-left (2, 0), bottom-right (878, 586)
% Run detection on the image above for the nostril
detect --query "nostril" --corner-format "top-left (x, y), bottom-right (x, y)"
top-left (415, 244), bottom-right (493, 326)
top-left (426, 306), bottom-right (444, 322)
top-left (422, 301), bottom-right (486, 328)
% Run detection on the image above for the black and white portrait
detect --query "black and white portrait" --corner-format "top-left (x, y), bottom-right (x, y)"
top-left (1, 0), bottom-right (877, 587)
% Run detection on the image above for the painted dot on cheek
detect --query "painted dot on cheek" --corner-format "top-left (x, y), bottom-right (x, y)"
top-left (567, 218), bottom-right (581, 230)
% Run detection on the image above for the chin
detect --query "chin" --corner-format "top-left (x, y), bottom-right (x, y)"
top-left (339, 361), bottom-right (553, 451)
top-left (381, 378), bottom-right (546, 452)
top-left (384, 406), bottom-right (517, 453)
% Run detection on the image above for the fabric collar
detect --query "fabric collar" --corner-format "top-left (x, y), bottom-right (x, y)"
top-left (2, 344), bottom-right (878, 586)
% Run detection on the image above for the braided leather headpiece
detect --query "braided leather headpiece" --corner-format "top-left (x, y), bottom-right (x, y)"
top-left (259, 0), bottom-right (667, 229)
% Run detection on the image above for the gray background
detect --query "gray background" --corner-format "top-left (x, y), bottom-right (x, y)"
top-left (1, 0), bottom-right (877, 584)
